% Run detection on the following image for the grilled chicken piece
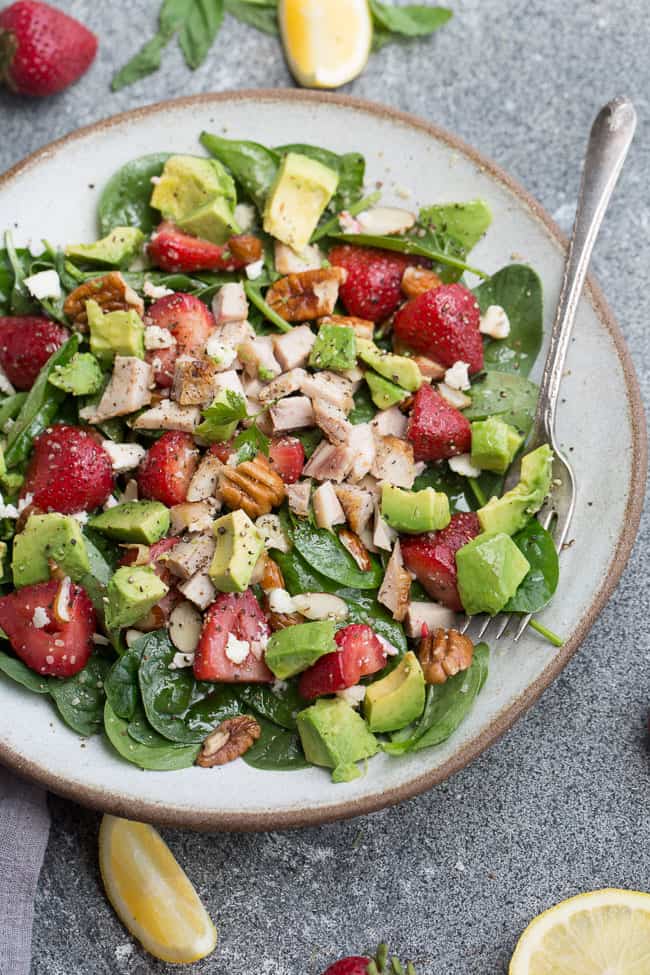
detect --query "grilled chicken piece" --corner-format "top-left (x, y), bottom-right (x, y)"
top-left (165, 532), bottom-right (216, 579)
top-left (378, 540), bottom-right (411, 621)
top-left (312, 481), bottom-right (346, 531)
top-left (172, 356), bottom-right (219, 406)
top-left (286, 479), bottom-right (312, 518)
top-left (187, 453), bottom-right (224, 502)
top-left (345, 423), bottom-right (376, 483)
top-left (371, 405), bottom-right (408, 438)
top-left (132, 400), bottom-right (201, 433)
top-left (404, 601), bottom-right (457, 640)
top-left (258, 368), bottom-right (308, 405)
top-left (371, 434), bottom-right (416, 489)
top-left (313, 399), bottom-right (352, 446)
top-left (82, 356), bottom-right (152, 422)
top-left (299, 371), bottom-right (354, 413)
top-left (212, 282), bottom-right (248, 325)
top-left (269, 396), bottom-right (315, 432)
top-left (178, 571), bottom-right (217, 610)
top-left (303, 441), bottom-right (355, 482)
top-left (274, 241), bottom-right (322, 275)
top-left (334, 484), bottom-right (374, 535)
top-left (169, 501), bottom-right (215, 535)
top-left (373, 504), bottom-right (397, 551)
top-left (272, 325), bottom-right (316, 371)
top-left (239, 336), bottom-right (282, 380)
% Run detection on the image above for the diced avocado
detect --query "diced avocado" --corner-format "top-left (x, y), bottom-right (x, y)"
top-left (297, 698), bottom-right (378, 781)
top-left (89, 501), bottom-right (170, 544)
top-left (178, 197), bottom-right (240, 246)
top-left (381, 483), bottom-right (451, 534)
top-left (0, 541), bottom-right (7, 581)
top-left (1, 471), bottom-right (23, 493)
top-left (265, 620), bottom-right (336, 679)
top-left (470, 417), bottom-right (523, 474)
top-left (195, 387), bottom-right (243, 443)
top-left (105, 565), bottom-right (168, 631)
top-left (478, 444), bottom-right (553, 536)
top-left (150, 154), bottom-right (237, 222)
top-left (263, 152), bottom-right (339, 252)
top-left (66, 227), bottom-right (144, 268)
top-left (365, 371), bottom-right (409, 410)
top-left (309, 324), bottom-right (356, 372)
top-left (0, 443), bottom-right (6, 480)
top-left (364, 652), bottom-right (426, 733)
top-left (456, 532), bottom-right (530, 616)
top-left (12, 513), bottom-right (90, 588)
top-left (356, 339), bottom-right (422, 392)
top-left (87, 300), bottom-right (145, 365)
top-left (48, 352), bottom-right (104, 396)
top-left (209, 510), bottom-right (263, 593)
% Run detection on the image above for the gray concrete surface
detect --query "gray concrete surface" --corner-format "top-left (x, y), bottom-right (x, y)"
top-left (1, 0), bottom-right (649, 971)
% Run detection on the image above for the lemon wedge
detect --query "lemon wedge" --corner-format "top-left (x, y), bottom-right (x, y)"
top-left (279, 0), bottom-right (372, 89)
top-left (99, 815), bottom-right (217, 964)
top-left (510, 888), bottom-right (650, 974)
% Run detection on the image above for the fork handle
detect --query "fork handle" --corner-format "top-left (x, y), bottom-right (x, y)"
top-left (533, 96), bottom-right (636, 440)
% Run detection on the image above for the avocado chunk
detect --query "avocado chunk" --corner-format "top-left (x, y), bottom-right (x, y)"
top-left (381, 483), bottom-right (451, 534)
top-left (87, 300), bottom-right (145, 365)
top-left (150, 155), bottom-right (237, 222)
top-left (105, 565), bottom-right (168, 631)
top-left (478, 444), bottom-right (553, 536)
top-left (48, 352), bottom-right (104, 396)
top-left (365, 371), bottom-right (409, 410)
top-left (297, 697), bottom-right (378, 782)
top-left (12, 513), bottom-right (90, 588)
top-left (456, 531), bottom-right (530, 615)
top-left (356, 339), bottom-right (422, 392)
top-left (66, 227), bottom-right (144, 268)
top-left (178, 197), bottom-right (240, 245)
top-left (364, 652), bottom-right (426, 732)
top-left (309, 324), bottom-right (356, 373)
top-left (263, 152), bottom-right (339, 252)
top-left (265, 620), bottom-right (336, 679)
top-left (209, 510), bottom-right (263, 593)
top-left (470, 417), bottom-right (523, 474)
top-left (89, 501), bottom-right (170, 544)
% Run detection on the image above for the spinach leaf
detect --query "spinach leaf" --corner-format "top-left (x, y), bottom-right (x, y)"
top-left (295, 428), bottom-right (322, 459)
top-left (104, 702), bottom-right (200, 770)
top-left (77, 533), bottom-right (115, 623)
top-left (0, 648), bottom-right (49, 694)
top-left (200, 132), bottom-right (280, 211)
top-left (419, 200), bottom-right (491, 253)
top-left (328, 227), bottom-right (487, 282)
top-left (312, 190), bottom-right (381, 243)
top-left (179, 0), bottom-right (225, 69)
top-left (504, 519), bottom-right (559, 613)
top-left (238, 682), bottom-right (302, 730)
top-left (465, 370), bottom-right (538, 436)
top-left (289, 518), bottom-right (383, 590)
top-left (105, 648), bottom-right (142, 720)
top-left (224, 0), bottom-right (279, 35)
top-left (242, 715), bottom-right (309, 771)
top-left (5, 334), bottom-right (80, 469)
top-left (0, 393), bottom-right (27, 430)
top-left (474, 264), bottom-right (543, 377)
top-left (98, 153), bottom-right (171, 236)
top-left (349, 384), bottom-right (377, 425)
top-left (413, 463), bottom-right (474, 513)
top-left (4, 231), bottom-right (34, 315)
top-left (48, 657), bottom-right (111, 737)
top-left (369, 1), bottom-right (452, 38)
top-left (244, 281), bottom-right (292, 333)
top-left (126, 702), bottom-right (177, 746)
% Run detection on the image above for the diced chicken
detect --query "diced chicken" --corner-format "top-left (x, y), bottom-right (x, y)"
top-left (334, 484), bottom-right (374, 536)
top-left (404, 601), bottom-right (458, 640)
top-left (313, 399), bottom-right (352, 446)
top-left (255, 513), bottom-right (290, 553)
top-left (178, 571), bottom-right (217, 611)
top-left (377, 540), bottom-right (411, 621)
top-left (313, 481), bottom-right (346, 531)
top-left (132, 400), bottom-right (201, 433)
top-left (371, 405), bottom-right (408, 439)
top-left (356, 474), bottom-right (381, 498)
top-left (172, 356), bottom-right (219, 406)
top-left (269, 396), bottom-right (315, 432)
top-left (345, 423), bottom-right (376, 483)
top-left (242, 375), bottom-right (265, 401)
top-left (187, 453), bottom-right (225, 502)
top-left (118, 478), bottom-right (139, 504)
top-left (209, 320), bottom-right (255, 364)
top-left (318, 314), bottom-right (374, 341)
top-left (300, 371), bottom-right (354, 413)
top-left (212, 282), bottom-right (248, 325)
top-left (144, 325), bottom-right (176, 350)
top-left (274, 241), bottom-right (322, 275)
top-left (303, 441), bottom-right (354, 482)
top-left (239, 336), bottom-right (282, 380)
top-left (258, 368), bottom-right (308, 405)
top-left (272, 325), bottom-right (316, 371)
top-left (82, 356), bottom-right (152, 423)
top-left (102, 441), bottom-right (146, 473)
top-left (165, 532), bottom-right (216, 580)
top-left (371, 434), bottom-right (416, 489)
top-left (373, 504), bottom-right (396, 551)
top-left (286, 479), bottom-right (312, 518)
top-left (213, 369), bottom-right (247, 400)
top-left (340, 365), bottom-right (365, 391)
top-left (170, 501), bottom-right (215, 535)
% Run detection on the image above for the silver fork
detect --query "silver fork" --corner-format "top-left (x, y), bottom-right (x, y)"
top-left (460, 95), bottom-right (637, 646)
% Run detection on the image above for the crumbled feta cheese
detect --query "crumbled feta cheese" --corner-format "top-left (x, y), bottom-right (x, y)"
top-left (70, 510), bottom-right (89, 525)
top-left (143, 280), bottom-right (174, 300)
top-left (103, 495), bottom-right (119, 510)
top-left (102, 441), bottom-right (146, 473)
top-left (448, 454), bottom-right (482, 478)
top-left (271, 678), bottom-right (289, 696)
top-left (255, 513), bottom-right (290, 553)
top-left (376, 634), bottom-right (400, 657)
top-left (169, 651), bottom-right (195, 670)
top-left (444, 361), bottom-right (471, 391)
top-left (144, 325), bottom-right (175, 350)
top-left (0, 498), bottom-right (19, 519)
top-left (205, 336), bottom-right (237, 369)
top-left (17, 493), bottom-right (33, 513)
top-left (234, 203), bottom-right (256, 231)
top-left (339, 211), bottom-right (362, 234)
top-left (24, 269), bottom-right (61, 301)
top-left (479, 304), bottom-right (511, 339)
top-left (267, 588), bottom-right (296, 615)
top-left (336, 684), bottom-right (366, 708)
top-left (225, 633), bottom-right (251, 664)
top-left (0, 363), bottom-right (15, 396)
top-left (245, 259), bottom-right (264, 281)
top-left (32, 606), bottom-right (50, 628)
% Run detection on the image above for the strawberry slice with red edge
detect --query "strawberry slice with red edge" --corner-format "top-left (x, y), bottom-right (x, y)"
top-left (322, 944), bottom-right (416, 975)
top-left (21, 424), bottom-right (113, 513)
top-left (322, 958), bottom-right (372, 975)
top-left (145, 292), bottom-right (216, 387)
top-left (401, 512), bottom-right (481, 611)
top-left (393, 282), bottom-right (484, 373)
top-left (406, 383), bottom-right (471, 462)
top-left (269, 436), bottom-right (305, 484)
top-left (208, 441), bottom-right (235, 464)
top-left (194, 590), bottom-right (273, 683)
top-left (148, 222), bottom-right (263, 274)
top-left (0, 316), bottom-right (69, 390)
top-left (298, 623), bottom-right (387, 700)
top-left (0, 578), bottom-right (96, 677)
top-left (137, 431), bottom-right (198, 508)
top-left (328, 244), bottom-right (429, 322)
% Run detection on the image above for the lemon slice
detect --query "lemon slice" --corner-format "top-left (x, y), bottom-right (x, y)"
top-left (510, 889), bottom-right (650, 974)
top-left (279, 0), bottom-right (372, 89)
top-left (99, 815), bottom-right (217, 964)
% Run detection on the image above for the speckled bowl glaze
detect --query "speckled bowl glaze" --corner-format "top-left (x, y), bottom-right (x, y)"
top-left (0, 91), bottom-right (645, 831)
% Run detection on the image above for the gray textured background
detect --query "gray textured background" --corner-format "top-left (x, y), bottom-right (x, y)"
top-left (1, 1), bottom-right (649, 972)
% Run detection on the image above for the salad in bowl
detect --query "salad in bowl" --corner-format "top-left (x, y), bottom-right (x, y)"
top-left (0, 132), bottom-right (557, 783)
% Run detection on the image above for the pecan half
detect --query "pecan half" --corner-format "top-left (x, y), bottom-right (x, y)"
top-left (266, 267), bottom-right (347, 322)
top-left (338, 527), bottom-right (373, 572)
top-left (228, 235), bottom-right (264, 265)
top-left (401, 266), bottom-right (443, 299)
top-left (63, 272), bottom-right (144, 329)
top-left (219, 453), bottom-right (285, 518)
top-left (418, 628), bottom-right (474, 685)
top-left (196, 716), bottom-right (261, 768)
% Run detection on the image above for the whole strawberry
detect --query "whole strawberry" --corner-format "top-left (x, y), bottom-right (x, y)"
top-left (0, 1), bottom-right (97, 97)
top-left (322, 944), bottom-right (416, 975)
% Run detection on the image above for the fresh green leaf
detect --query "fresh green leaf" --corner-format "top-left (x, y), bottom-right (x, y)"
top-left (295, 428), bottom-right (322, 459)
top-left (242, 715), bottom-right (310, 771)
top-left (4, 231), bottom-right (34, 314)
top-left (0, 648), bottom-right (49, 694)
top-left (419, 200), bottom-right (492, 253)
top-left (348, 384), bottom-right (377, 425)
top-left (76, 533), bottom-right (115, 625)
top-left (232, 423), bottom-right (270, 464)
top-left (288, 518), bottom-right (383, 590)
top-left (205, 389), bottom-right (248, 426)
top-left (200, 132), bottom-right (280, 210)
top-left (328, 227), bottom-right (487, 281)
top-left (111, 33), bottom-right (174, 92)
top-left (464, 370), bottom-right (539, 436)
top-left (98, 153), bottom-right (171, 236)
top-left (238, 682), bottom-right (302, 730)
top-left (312, 190), bottom-right (381, 242)
top-left (244, 281), bottom-right (292, 333)
top-left (413, 463), bottom-right (474, 514)
top-left (224, 0), bottom-right (279, 34)
top-left (105, 647), bottom-right (143, 721)
top-left (104, 702), bottom-right (200, 770)
top-left (504, 519), bottom-right (559, 613)
top-left (474, 264), bottom-right (543, 377)
top-left (179, 0), bottom-right (225, 69)
top-left (0, 393), bottom-right (27, 431)
top-left (369, 1), bottom-right (452, 37)
top-left (48, 657), bottom-right (111, 737)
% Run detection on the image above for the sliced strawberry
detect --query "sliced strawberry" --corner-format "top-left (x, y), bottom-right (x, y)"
top-left (393, 283), bottom-right (483, 373)
top-left (269, 436), bottom-right (304, 484)
top-left (322, 959), bottom-right (372, 975)
top-left (328, 244), bottom-right (428, 322)
top-left (148, 221), bottom-right (263, 274)
top-left (401, 512), bottom-right (481, 611)
top-left (298, 623), bottom-right (387, 700)
top-left (145, 292), bottom-right (216, 387)
top-left (0, 316), bottom-right (69, 390)
top-left (406, 384), bottom-right (471, 462)
top-left (137, 431), bottom-right (198, 508)
top-left (194, 590), bottom-right (273, 683)
top-left (21, 424), bottom-right (113, 513)
top-left (0, 579), bottom-right (96, 677)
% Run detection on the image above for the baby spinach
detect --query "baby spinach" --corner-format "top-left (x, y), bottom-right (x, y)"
top-left (474, 264), bottom-right (543, 377)
top-left (349, 384), bottom-right (377, 425)
top-left (464, 370), bottom-right (538, 436)
top-left (413, 463), bottom-right (474, 513)
top-left (105, 648), bottom-right (143, 721)
top-left (312, 191), bottom-right (381, 243)
top-left (200, 132), bottom-right (280, 211)
top-left (98, 153), bottom-right (171, 235)
top-left (504, 519), bottom-right (559, 613)
top-left (126, 702), bottom-right (177, 747)
top-left (0, 648), bottom-right (49, 694)
top-left (178, 0), bottom-right (225, 70)
top-left (104, 702), bottom-right (200, 770)
top-left (289, 518), bottom-right (383, 590)
top-left (238, 682), bottom-right (302, 731)
top-left (4, 232), bottom-right (35, 315)
top-left (419, 200), bottom-right (492, 253)
top-left (78, 534), bottom-right (115, 622)
top-left (244, 282), bottom-right (292, 333)
top-left (0, 393), bottom-right (27, 430)
top-left (243, 716), bottom-right (310, 771)
top-left (48, 657), bottom-right (111, 737)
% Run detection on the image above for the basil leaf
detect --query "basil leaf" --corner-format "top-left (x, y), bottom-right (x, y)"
top-left (224, 0), bottom-right (279, 34)
top-left (180, 0), bottom-right (225, 69)
top-left (504, 519), bottom-right (559, 613)
top-left (289, 518), bottom-right (383, 590)
top-left (49, 657), bottom-right (111, 737)
top-left (242, 715), bottom-right (310, 771)
top-left (111, 32), bottom-right (174, 92)
top-left (98, 153), bottom-right (171, 236)
top-left (475, 264), bottom-right (543, 377)
top-left (369, 2), bottom-right (452, 37)
top-left (0, 648), bottom-right (49, 694)
top-left (200, 132), bottom-right (280, 210)
top-left (104, 702), bottom-right (200, 770)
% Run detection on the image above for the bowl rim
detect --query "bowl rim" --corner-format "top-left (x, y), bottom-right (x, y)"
top-left (0, 88), bottom-right (646, 831)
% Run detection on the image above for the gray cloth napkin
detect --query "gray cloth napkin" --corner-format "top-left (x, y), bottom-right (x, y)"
top-left (0, 769), bottom-right (50, 975)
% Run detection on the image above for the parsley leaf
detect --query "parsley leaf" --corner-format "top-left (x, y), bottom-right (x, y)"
top-left (195, 390), bottom-right (248, 442)
top-left (232, 424), bottom-right (270, 464)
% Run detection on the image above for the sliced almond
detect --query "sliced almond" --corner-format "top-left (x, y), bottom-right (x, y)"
top-left (291, 592), bottom-right (349, 622)
top-left (357, 206), bottom-right (416, 236)
top-left (52, 576), bottom-right (72, 624)
top-left (437, 382), bottom-right (472, 410)
top-left (169, 601), bottom-right (203, 656)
